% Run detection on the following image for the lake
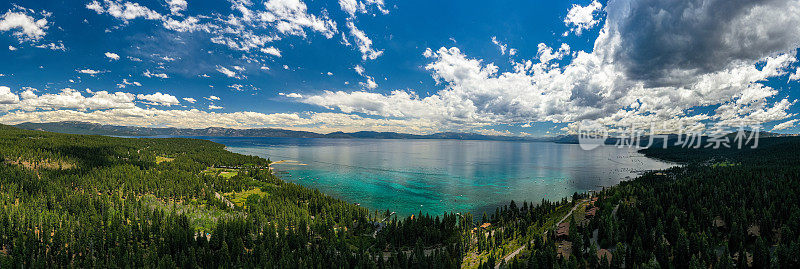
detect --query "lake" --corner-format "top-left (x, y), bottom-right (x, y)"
top-left (203, 137), bottom-right (676, 217)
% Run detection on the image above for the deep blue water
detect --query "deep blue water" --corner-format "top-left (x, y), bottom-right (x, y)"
top-left (201, 137), bottom-right (675, 217)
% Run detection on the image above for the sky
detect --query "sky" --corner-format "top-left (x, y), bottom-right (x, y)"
top-left (1, 0), bottom-right (800, 136)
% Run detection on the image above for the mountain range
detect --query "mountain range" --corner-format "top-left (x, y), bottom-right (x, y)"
top-left (16, 121), bottom-right (791, 144)
top-left (13, 121), bottom-right (546, 141)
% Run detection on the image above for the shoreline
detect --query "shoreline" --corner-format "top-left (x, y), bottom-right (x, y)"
top-left (269, 159), bottom-right (308, 166)
top-left (221, 140), bottom-right (680, 221)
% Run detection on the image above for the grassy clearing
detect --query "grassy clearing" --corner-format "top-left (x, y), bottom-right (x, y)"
top-left (219, 171), bottom-right (238, 178)
top-left (573, 203), bottom-right (587, 223)
top-left (224, 188), bottom-right (268, 208)
top-left (4, 158), bottom-right (75, 170)
top-left (463, 241), bottom-right (525, 269)
top-left (532, 203), bottom-right (572, 235)
top-left (711, 161), bottom-right (739, 168)
top-left (201, 167), bottom-right (239, 178)
top-left (155, 156), bottom-right (174, 163)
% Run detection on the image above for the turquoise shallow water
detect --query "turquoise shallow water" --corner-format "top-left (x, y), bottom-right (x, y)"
top-left (204, 137), bottom-right (675, 217)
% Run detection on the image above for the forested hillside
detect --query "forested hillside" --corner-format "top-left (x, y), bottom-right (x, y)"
top-left (4, 123), bottom-right (799, 268)
top-left (489, 137), bottom-right (800, 268)
top-left (0, 125), bottom-right (468, 268)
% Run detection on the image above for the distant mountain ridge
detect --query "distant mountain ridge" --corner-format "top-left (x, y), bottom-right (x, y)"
top-left (13, 121), bottom-right (547, 141)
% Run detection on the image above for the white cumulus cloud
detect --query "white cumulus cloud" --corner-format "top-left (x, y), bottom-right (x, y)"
top-left (491, 36), bottom-right (507, 55)
top-left (790, 67), bottom-right (800, 81)
top-left (353, 65), bottom-right (378, 89)
top-left (105, 52), bottom-right (120, 60)
top-left (77, 69), bottom-right (105, 76)
top-left (773, 119), bottom-right (798, 131)
top-left (137, 92), bottom-right (180, 106)
top-left (563, 0), bottom-right (602, 36)
top-left (86, 0), bottom-right (163, 22)
top-left (0, 7), bottom-right (50, 42)
top-left (338, 0), bottom-right (388, 18)
top-left (345, 20), bottom-right (383, 60)
top-left (0, 86), bottom-right (20, 104)
top-left (87, 0), bottom-right (338, 59)
top-left (5, 88), bottom-right (137, 111)
top-left (166, 0), bottom-right (187, 15)
top-left (143, 70), bottom-right (169, 79)
top-left (260, 46), bottom-right (282, 57)
top-left (216, 65), bottom-right (243, 79)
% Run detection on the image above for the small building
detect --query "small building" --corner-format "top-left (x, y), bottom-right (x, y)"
top-left (713, 217), bottom-right (726, 228)
top-left (556, 222), bottom-right (570, 238)
top-left (585, 207), bottom-right (597, 218)
top-left (597, 249), bottom-right (612, 264)
top-left (372, 222), bottom-right (386, 236)
top-left (747, 225), bottom-right (760, 237)
top-left (556, 241), bottom-right (572, 260)
top-left (480, 223), bottom-right (491, 229)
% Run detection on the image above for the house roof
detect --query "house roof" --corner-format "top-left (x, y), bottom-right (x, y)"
top-left (556, 222), bottom-right (570, 236)
top-left (585, 207), bottom-right (597, 217)
top-left (597, 249), bottom-right (613, 263)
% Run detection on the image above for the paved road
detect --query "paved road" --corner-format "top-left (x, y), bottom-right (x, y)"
top-left (495, 199), bottom-right (587, 269)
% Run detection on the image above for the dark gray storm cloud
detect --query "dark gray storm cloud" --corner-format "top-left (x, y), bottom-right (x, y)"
top-left (607, 0), bottom-right (800, 86)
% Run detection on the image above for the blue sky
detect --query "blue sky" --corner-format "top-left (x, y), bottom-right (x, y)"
top-left (1, 0), bottom-right (800, 136)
